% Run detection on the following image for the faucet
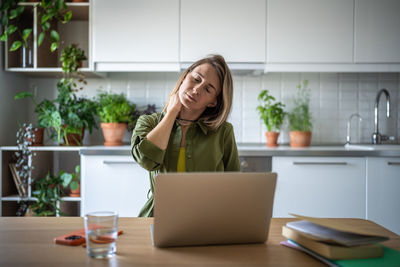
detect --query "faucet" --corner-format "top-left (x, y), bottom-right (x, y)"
top-left (372, 88), bottom-right (390, 144)
top-left (346, 113), bottom-right (362, 145)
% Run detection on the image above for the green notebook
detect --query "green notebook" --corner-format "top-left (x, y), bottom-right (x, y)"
top-left (332, 245), bottom-right (400, 267)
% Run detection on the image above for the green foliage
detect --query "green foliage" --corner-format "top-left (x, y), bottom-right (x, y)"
top-left (256, 90), bottom-right (286, 132)
top-left (61, 165), bottom-right (80, 191)
top-left (97, 92), bottom-right (136, 123)
top-left (288, 80), bottom-right (313, 132)
top-left (60, 44), bottom-right (87, 74)
top-left (31, 172), bottom-right (64, 216)
top-left (128, 104), bottom-right (157, 131)
top-left (30, 165), bottom-right (80, 216)
top-left (14, 87), bottom-right (58, 129)
top-left (1, 0), bottom-right (71, 52)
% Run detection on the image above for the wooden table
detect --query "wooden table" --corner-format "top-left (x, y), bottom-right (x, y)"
top-left (0, 217), bottom-right (399, 267)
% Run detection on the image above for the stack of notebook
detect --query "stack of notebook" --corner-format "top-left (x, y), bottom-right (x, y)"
top-left (281, 214), bottom-right (400, 267)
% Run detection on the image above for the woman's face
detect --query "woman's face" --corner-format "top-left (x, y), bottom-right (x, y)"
top-left (178, 63), bottom-right (221, 112)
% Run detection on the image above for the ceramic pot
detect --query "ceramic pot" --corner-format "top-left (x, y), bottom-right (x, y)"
top-left (26, 127), bottom-right (44, 146)
top-left (265, 132), bottom-right (280, 147)
top-left (69, 183), bottom-right (80, 197)
top-left (101, 122), bottom-right (127, 146)
top-left (289, 131), bottom-right (312, 147)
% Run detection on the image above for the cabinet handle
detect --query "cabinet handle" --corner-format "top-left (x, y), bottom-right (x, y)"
top-left (388, 162), bottom-right (400, 166)
top-left (293, 162), bottom-right (348, 165)
top-left (103, 161), bottom-right (135, 165)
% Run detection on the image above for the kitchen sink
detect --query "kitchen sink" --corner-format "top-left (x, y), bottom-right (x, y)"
top-left (344, 144), bottom-right (400, 150)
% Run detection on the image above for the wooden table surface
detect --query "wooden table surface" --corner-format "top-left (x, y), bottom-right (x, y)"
top-left (0, 217), bottom-right (399, 267)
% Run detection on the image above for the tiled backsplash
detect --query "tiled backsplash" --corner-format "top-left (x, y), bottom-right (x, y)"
top-left (28, 72), bottom-right (400, 145)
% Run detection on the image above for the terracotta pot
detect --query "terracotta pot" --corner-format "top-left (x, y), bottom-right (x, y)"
top-left (69, 183), bottom-right (80, 197)
top-left (289, 131), bottom-right (312, 147)
top-left (265, 132), bottom-right (280, 147)
top-left (101, 122), bottom-right (127, 146)
top-left (26, 127), bottom-right (44, 146)
top-left (63, 126), bottom-right (85, 146)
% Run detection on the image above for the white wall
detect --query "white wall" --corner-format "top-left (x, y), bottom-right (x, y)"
top-left (28, 72), bottom-right (400, 145)
top-left (0, 42), bottom-right (30, 146)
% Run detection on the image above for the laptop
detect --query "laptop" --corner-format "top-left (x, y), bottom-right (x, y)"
top-left (151, 172), bottom-right (277, 247)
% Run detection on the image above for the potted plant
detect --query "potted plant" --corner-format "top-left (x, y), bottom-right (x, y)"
top-left (97, 92), bottom-right (136, 146)
top-left (257, 90), bottom-right (286, 147)
top-left (61, 165), bottom-right (80, 197)
top-left (60, 43), bottom-right (87, 74)
top-left (30, 171), bottom-right (64, 216)
top-left (287, 80), bottom-right (313, 147)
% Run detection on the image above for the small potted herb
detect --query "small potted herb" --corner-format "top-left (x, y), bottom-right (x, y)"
top-left (287, 80), bottom-right (313, 147)
top-left (257, 90), bottom-right (286, 147)
top-left (97, 92), bottom-right (136, 146)
top-left (60, 43), bottom-right (87, 74)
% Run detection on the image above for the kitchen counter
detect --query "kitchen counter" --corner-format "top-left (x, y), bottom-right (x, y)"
top-left (78, 144), bottom-right (400, 157)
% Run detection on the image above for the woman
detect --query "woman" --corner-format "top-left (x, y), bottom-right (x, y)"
top-left (131, 54), bottom-right (240, 217)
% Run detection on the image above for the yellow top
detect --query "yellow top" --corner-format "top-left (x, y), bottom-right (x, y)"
top-left (177, 147), bottom-right (186, 172)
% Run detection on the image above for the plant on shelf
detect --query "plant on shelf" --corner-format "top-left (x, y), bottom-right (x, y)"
top-left (0, 0), bottom-right (72, 53)
top-left (287, 80), bottom-right (313, 147)
top-left (60, 43), bottom-right (87, 74)
top-left (256, 90), bottom-right (286, 147)
top-left (14, 123), bottom-right (35, 198)
top-left (30, 171), bottom-right (64, 216)
top-left (60, 165), bottom-right (80, 197)
top-left (97, 91), bottom-right (136, 146)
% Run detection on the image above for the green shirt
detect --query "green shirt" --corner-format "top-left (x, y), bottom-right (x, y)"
top-left (131, 112), bottom-right (241, 217)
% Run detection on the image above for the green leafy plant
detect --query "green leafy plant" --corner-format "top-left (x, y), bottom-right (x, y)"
top-left (0, 0), bottom-right (71, 52)
top-left (30, 171), bottom-right (64, 216)
top-left (60, 43), bottom-right (87, 74)
top-left (37, 0), bottom-right (72, 52)
top-left (97, 92), bottom-right (136, 123)
top-left (256, 90), bottom-right (286, 132)
top-left (288, 80), bottom-right (313, 132)
top-left (0, 0), bottom-right (32, 51)
top-left (30, 166), bottom-right (79, 216)
top-left (61, 165), bottom-right (80, 192)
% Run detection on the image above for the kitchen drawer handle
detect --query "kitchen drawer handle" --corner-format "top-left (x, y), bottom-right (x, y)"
top-left (293, 162), bottom-right (348, 165)
top-left (388, 162), bottom-right (400, 166)
top-left (103, 160), bottom-right (135, 165)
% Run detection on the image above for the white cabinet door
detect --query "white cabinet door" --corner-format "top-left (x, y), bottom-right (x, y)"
top-left (267, 0), bottom-right (353, 63)
top-left (82, 155), bottom-right (150, 217)
top-left (272, 157), bottom-right (366, 218)
top-left (355, 0), bottom-right (400, 63)
top-left (180, 0), bottom-right (265, 63)
top-left (367, 157), bottom-right (400, 234)
top-left (93, 0), bottom-right (179, 63)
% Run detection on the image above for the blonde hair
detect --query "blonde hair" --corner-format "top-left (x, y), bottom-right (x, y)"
top-left (163, 54), bottom-right (233, 131)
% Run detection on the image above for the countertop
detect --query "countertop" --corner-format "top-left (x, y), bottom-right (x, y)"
top-left (78, 143), bottom-right (400, 157)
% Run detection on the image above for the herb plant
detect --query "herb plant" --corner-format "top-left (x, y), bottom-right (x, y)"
top-left (60, 43), bottom-right (87, 74)
top-left (97, 92), bottom-right (136, 123)
top-left (61, 165), bottom-right (80, 192)
top-left (256, 90), bottom-right (286, 132)
top-left (288, 80), bottom-right (313, 132)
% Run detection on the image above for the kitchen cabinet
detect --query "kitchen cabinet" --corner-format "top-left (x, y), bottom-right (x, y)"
top-left (272, 157), bottom-right (366, 218)
top-left (266, 0), bottom-right (353, 63)
top-left (180, 0), bottom-right (265, 63)
top-left (81, 155), bottom-right (149, 217)
top-left (366, 157), bottom-right (400, 235)
top-left (92, 0), bottom-right (179, 71)
top-left (355, 0), bottom-right (400, 63)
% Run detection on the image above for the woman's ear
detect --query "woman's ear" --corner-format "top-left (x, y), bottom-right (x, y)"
top-left (207, 100), bottom-right (217, 108)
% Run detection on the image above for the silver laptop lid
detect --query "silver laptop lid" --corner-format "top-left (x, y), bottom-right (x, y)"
top-left (153, 172), bottom-right (277, 247)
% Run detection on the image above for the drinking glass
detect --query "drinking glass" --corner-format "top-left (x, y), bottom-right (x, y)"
top-left (84, 211), bottom-right (118, 259)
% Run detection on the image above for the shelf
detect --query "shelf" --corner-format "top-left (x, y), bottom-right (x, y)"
top-left (2, 195), bottom-right (81, 202)
top-left (5, 68), bottom-right (107, 78)
top-left (1, 146), bottom-right (84, 151)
